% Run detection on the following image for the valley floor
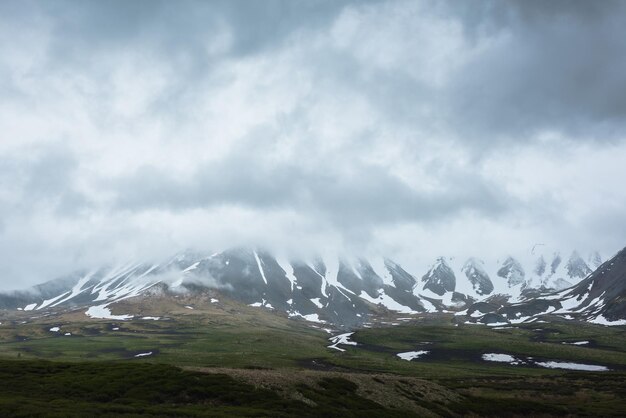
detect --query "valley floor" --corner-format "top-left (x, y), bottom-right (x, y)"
top-left (1, 304), bottom-right (626, 416)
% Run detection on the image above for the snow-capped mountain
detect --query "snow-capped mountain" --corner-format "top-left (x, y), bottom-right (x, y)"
top-left (421, 257), bottom-right (456, 296)
top-left (525, 250), bottom-right (593, 290)
top-left (461, 258), bottom-right (494, 296)
top-left (546, 247), bottom-right (626, 325)
top-left (0, 247), bottom-right (607, 327)
top-left (459, 246), bottom-right (626, 327)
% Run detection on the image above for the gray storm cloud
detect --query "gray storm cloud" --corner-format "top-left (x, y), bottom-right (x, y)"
top-left (1, 0), bottom-right (626, 289)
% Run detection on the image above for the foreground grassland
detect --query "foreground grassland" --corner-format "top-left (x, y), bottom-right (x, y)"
top-left (1, 302), bottom-right (626, 416)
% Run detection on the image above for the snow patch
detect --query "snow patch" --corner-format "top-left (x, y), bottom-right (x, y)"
top-left (536, 361), bottom-right (608, 371)
top-left (589, 315), bottom-right (626, 326)
top-left (302, 313), bottom-right (324, 323)
top-left (310, 298), bottom-right (324, 309)
top-left (397, 350), bottom-right (429, 361)
top-left (359, 291), bottom-right (417, 314)
top-left (470, 310), bottom-right (485, 318)
top-left (85, 305), bottom-right (133, 320)
top-left (509, 316), bottom-right (533, 324)
top-left (482, 353), bottom-right (521, 364)
top-left (562, 341), bottom-right (589, 346)
top-left (328, 332), bottom-right (357, 351)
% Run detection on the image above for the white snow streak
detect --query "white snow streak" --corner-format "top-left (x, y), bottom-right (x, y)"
top-left (359, 291), bottom-right (417, 314)
top-left (536, 361), bottom-right (608, 371)
top-left (253, 251), bottom-right (268, 285)
top-left (310, 298), bottom-right (324, 308)
top-left (276, 257), bottom-right (297, 291)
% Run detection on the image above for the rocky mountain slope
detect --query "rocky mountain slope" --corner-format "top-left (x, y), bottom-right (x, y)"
top-left (0, 247), bottom-right (613, 327)
top-left (459, 247), bottom-right (626, 327)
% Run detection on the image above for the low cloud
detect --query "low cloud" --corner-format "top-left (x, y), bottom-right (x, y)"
top-left (0, 0), bottom-right (625, 289)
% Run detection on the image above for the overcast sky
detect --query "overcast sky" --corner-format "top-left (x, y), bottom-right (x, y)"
top-left (2, 0), bottom-right (626, 289)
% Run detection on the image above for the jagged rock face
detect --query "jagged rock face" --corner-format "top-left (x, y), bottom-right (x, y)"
top-left (384, 259), bottom-right (416, 292)
top-left (534, 256), bottom-right (547, 277)
top-left (461, 246), bottom-right (626, 325)
top-left (462, 258), bottom-right (494, 296)
top-left (479, 312), bottom-right (507, 325)
top-left (468, 301), bottom-right (502, 315)
top-left (550, 254), bottom-right (562, 275)
top-left (451, 291), bottom-right (472, 306)
top-left (561, 247), bottom-right (626, 321)
top-left (497, 257), bottom-right (525, 287)
top-left (421, 258), bottom-right (456, 296)
top-left (336, 259), bottom-right (384, 299)
top-left (566, 251), bottom-right (592, 279)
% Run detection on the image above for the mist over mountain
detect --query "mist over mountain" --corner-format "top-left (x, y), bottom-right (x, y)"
top-left (1, 0), bottom-right (626, 290)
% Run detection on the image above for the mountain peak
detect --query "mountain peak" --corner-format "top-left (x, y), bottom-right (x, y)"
top-left (461, 258), bottom-right (494, 296)
top-left (566, 251), bottom-right (592, 279)
top-left (421, 257), bottom-right (456, 296)
top-left (497, 256), bottom-right (525, 288)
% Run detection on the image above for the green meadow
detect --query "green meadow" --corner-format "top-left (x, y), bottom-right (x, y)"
top-left (1, 308), bottom-right (626, 416)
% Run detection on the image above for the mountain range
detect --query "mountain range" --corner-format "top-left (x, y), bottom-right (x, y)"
top-left (2, 246), bottom-right (622, 328)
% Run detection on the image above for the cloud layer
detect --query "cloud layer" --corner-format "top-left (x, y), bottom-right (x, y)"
top-left (1, 0), bottom-right (626, 289)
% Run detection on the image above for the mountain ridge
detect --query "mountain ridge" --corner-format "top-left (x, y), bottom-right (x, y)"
top-left (1, 246), bottom-right (615, 328)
